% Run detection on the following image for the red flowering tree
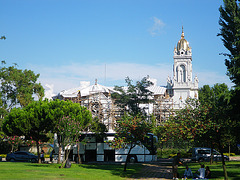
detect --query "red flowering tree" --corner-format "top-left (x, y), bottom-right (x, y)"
top-left (155, 98), bottom-right (216, 147)
top-left (7, 136), bottom-right (23, 152)
top-left (57, 116), bottom-right (84, 168)
top-left (107, 115), bottom-right (151, 172)
top-left (49, 100), bottom-right (92, 164)
top-left (6, 136), bottom-right (41, 153)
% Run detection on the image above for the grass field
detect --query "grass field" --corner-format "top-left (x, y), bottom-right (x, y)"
top-left (1, 161), bottom-right (240, 179)
top-left (178, 161), bottom-right (240, 180)
top-left (0, 162), bottom-right (142, 180)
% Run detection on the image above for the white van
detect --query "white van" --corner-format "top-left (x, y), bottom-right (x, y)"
top-left (191, 147), bottom-right (229, 162)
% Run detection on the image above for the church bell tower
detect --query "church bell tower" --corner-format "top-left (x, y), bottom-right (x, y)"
top-left (167, 27), bottom-right (198, 108)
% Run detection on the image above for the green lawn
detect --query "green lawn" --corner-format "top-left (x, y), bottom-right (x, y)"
top-left (1, 161), bottom-right (240, 179)
top-left (0, 162), bottom-right (142, 180)
top-left (178, 161), bottom-right (240, 180)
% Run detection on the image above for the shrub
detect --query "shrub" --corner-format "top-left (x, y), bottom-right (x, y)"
top-left (223, 153), bottom-right (236, 156)
top-left (0, 140), bottom-right (11, 154)
top-left (157, 148), bottom-right (191, 158)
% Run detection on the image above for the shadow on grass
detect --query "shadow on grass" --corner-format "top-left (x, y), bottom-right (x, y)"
top-left (77, 162), bottom-right (175, 179)
top-left (24, 162), bottom-right (142, 178)
top-left (25, 162), bottom-right (59, 168)
top-left (77, 163), bottom-right (143, 178)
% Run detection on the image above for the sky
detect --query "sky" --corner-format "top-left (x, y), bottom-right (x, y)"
top-left (0, 0), bottom-right (233, 97)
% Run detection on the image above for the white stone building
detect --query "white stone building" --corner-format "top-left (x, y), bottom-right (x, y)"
top-left (54, 28), bottom-right (198, 130)
top-left (167, 28), bottom-right (199, 109)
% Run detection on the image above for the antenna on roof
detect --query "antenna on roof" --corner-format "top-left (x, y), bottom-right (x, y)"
top-left (104, 64), bottom-right (106, 86)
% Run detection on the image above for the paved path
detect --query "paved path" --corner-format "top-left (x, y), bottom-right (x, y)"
top-left (131, 163), bottom-right (173, 180)
top-left (131, 159), bottom-right (174, 180)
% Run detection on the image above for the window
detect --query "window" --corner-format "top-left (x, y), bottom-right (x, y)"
top-left (198, 150), bottom-right (210, 154)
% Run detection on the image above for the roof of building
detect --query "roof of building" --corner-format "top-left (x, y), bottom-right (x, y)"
top-left (177, 27), bottom-right (190, 52)
top-left (148, 86), bottom-right (167, 95)
top-left (59, 81), bottom-right (166, 98)
top-left (60, 83), bottom-right (116, 98)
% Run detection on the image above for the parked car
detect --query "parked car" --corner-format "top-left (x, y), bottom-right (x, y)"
top-left (191, 147), bottom-right (229, 162)
top-left (6, 151), bottom-right (38, 163)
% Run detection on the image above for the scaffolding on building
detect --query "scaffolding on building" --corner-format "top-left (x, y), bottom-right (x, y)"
top-left (57, 83), bottom-right (178, 130)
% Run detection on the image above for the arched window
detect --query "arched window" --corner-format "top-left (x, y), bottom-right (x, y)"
top-left (176, 65), bottom-right (186, 82)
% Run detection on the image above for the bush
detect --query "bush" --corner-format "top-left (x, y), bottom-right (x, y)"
top-left (0, 140), bottom-right (11, 154)
top-left (157, 148), bottom-right (191, 158)
top-left (0, 154), bottom-right (7, 158)
top-left (223, 153), bottom-right (236, 156)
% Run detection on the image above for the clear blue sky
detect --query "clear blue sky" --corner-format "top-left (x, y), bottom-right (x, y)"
top-left (0, 0), bottom-right (233, 95)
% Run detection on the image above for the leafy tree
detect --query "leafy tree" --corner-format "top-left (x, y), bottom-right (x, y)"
top-left (111, 76), bottom-right (153, 117)
top-left (0, 36), bottom-right (6, 40)
top-left (56, 115), bottom-right (105, 167)
top-left (107, 115), bottom-right (151, 171)
top-left (199, 84), bottom-right (232, 179)
top-left (3, 99), bottom-right (94, 164)
top-left (0, 63), bottom-right (44, 110)
top-left (219, 2), bottom-right (240, 179)
top-left (3, 100), bottom-right (52, 163)
top-left (155, 98), bottom-right (213, 146)
top-left (49, 99), bottom-right (92, 164)
top-left (6, 136), bottom-right (38, 153)
top-left (219, 0), bottom-right (240, 153)
top-left (57, 116), bottom-right (82, 168)
top-left (7, 136), bottom-right (23, 152)
top-left (219, 0), bottom-right (240, 87)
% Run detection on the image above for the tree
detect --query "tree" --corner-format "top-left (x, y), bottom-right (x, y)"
top-left (111, 76), bottom-right (153, 117)
top-left (219, 2), bottom-right (240, 179)
top-left (5, 135), bottom-right (37, 153)
top-left (3, 99), bottom-right (93, 164)
top-left (49, 99), bottom-right (92, 164)
top-left (219, 0), bottom-right (240, 149)
top-left (0, 36), bottom-right (6, 40)
top-left (0, 63), bottom-right (44, 110)
top-left (219, 0), bottom-right (240, 87)
top-left (155, 98), bottom-right (213, 146)
top-left (107, 115), bottom-right (151, 171)
top-left (3, 100), bottom-right (52, 163)
top-left (199, 84), bottom-right (232, 179)
top-left (57, 116), bottom-right (83, 168)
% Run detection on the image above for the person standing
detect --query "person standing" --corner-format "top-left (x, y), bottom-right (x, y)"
top-left (40, 150), bottom-right (45, 163)
top-left (50, 150), bottom-right (54, 162)
top-left (172, 152), bottom-right (183, 180)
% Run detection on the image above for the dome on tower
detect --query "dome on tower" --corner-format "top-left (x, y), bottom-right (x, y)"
top-left (177, 28), bottom-right (190, 51)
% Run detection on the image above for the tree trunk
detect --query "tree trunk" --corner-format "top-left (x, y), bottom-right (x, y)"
top-left (124, 145), bottom-right (134, 172)
top-left (58, 135), bottom-right (62, 164)
top-left (210, 145), bottom-right (213, 165)
top-left (77, 143), bottom-right (81, 164)
top-left (60, 148), bottom-right (70, 168)
top-left (11, 145), bottom-right (14, 153)
top-left (218, 133), bottom-right (228, 180)
top-left (36, 140), bottom-right (40, 163)
top-left (228, 141), bottom-right (230, 158)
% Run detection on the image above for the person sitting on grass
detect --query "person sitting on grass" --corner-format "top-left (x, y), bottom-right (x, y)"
top-left (183, 165), bottom-right (193, 178)
top-left (194, 164), bottom-right (205, 179)
top-left (205, 166), bottom-right (211, 179)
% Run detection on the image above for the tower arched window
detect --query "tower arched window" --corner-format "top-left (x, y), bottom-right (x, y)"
top-left (176, 65), bottom-right (186, 82)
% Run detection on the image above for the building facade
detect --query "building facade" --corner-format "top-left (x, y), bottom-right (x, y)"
top-left (54, 28), bottom-right (198, 130)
